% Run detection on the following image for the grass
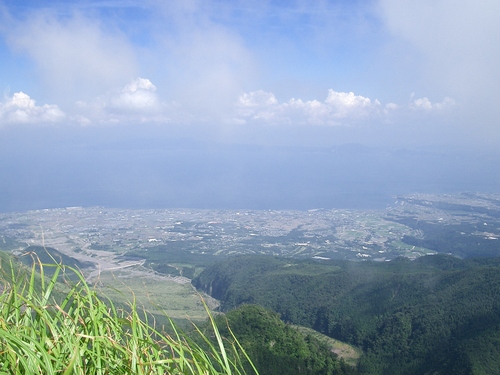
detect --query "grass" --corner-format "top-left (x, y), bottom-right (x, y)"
top-left (94, 269), bottom-right (215, 325)
top-left (0, 256), bottom-right (258, 375)
top-left (293, 325), bottom-right (361, 367)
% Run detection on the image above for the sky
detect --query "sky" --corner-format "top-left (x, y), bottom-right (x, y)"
top-left (0, 0), bottom-right (499, 212)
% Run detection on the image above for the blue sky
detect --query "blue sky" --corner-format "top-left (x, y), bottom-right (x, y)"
top-left (0, 0), bottom-right (499, 211)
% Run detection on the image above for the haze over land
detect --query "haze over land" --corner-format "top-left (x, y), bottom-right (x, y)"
top-left (0, 1), bottom-right (499, 212)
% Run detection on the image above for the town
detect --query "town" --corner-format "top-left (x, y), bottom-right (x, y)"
top-left (3, 192), bottom-right (500, 270)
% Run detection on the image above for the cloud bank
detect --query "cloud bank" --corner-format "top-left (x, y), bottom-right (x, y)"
top-left (0, 0), bottom-right (494, 147)
top-left (114, 78), bottom-right (158, 110)
top-left (0, 84), bottom-right (454, 129)
top-left (236, 89), bottom-right (453, 126)
top-left (411, 96), bottom-right (455, 111)
top-left (0, 92), bottom-right (64, 125)
top-left (74, 78), bottom-right (167, 124)
top-left (379, 0), bottom-right (500, 122)
top-left (4, 10), bottom-right (138, 105)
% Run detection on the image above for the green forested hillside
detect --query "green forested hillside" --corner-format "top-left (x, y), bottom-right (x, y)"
top-left (209, 304), bottom-right (357, 375)
top-left (19, 245), bottom-right (95, 274)
top-left (193, 255), bottom-right (500, 375)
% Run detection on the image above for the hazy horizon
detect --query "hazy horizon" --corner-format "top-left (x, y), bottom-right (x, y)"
top-left (2, 133), bottom-right (498, 213)
top-left (1, 1), bottom-right (499, 213)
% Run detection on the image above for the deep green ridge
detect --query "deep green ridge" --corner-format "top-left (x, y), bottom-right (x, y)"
top-left (193, 255), bottom-right (500, 375)
top-left (212, 304), bottom-right (357, 375)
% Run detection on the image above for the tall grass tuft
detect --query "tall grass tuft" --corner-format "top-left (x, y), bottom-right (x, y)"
top-left (0, 258), bottom-right (257, 375)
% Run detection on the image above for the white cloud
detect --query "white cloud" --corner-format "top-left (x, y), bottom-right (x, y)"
top-left (236, 89), bottom-right (455, 126)
top-left (74, 78), bottom-right (171, 125)
top-left (0, 83), bottom-right (455, 129)
top-left (237, 89), bottom-right (382, 126)
top-left (0, 92), bottom-right (65, 125)
top-left (379, 0), bottom-right (500, 127)
top-left (150, 1), bottom-right (256, 120)
top-left (111, 78), bottom-right (159, 110)
top-left (238, 90), bottom-right (278, 107)
top-left (237, 90), bottom-right (278, 120)
top-left (411, 96), bottom-right (455, 111)
top-left (5, 11), bottom-right (138, 105)
top-left (0, 1), bottom-right (258, 123)
top-left (324, 90), bottom-right (378, 118)
top-left (72, 115), bottom-right (91, 126)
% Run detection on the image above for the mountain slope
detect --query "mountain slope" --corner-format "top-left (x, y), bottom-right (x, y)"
top-left (193, 255), bottom-right (500, 375)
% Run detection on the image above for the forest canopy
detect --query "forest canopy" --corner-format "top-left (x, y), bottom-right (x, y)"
top-left (193, 254), bottom-right (500, 374)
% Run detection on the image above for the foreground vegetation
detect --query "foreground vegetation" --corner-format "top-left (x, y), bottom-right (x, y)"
top-left (194, 254), bottom-right (500, 375)
top-left (0, 253), bottom-right (255, 375)
top-left (1, 249), bottom-right (359, 375)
